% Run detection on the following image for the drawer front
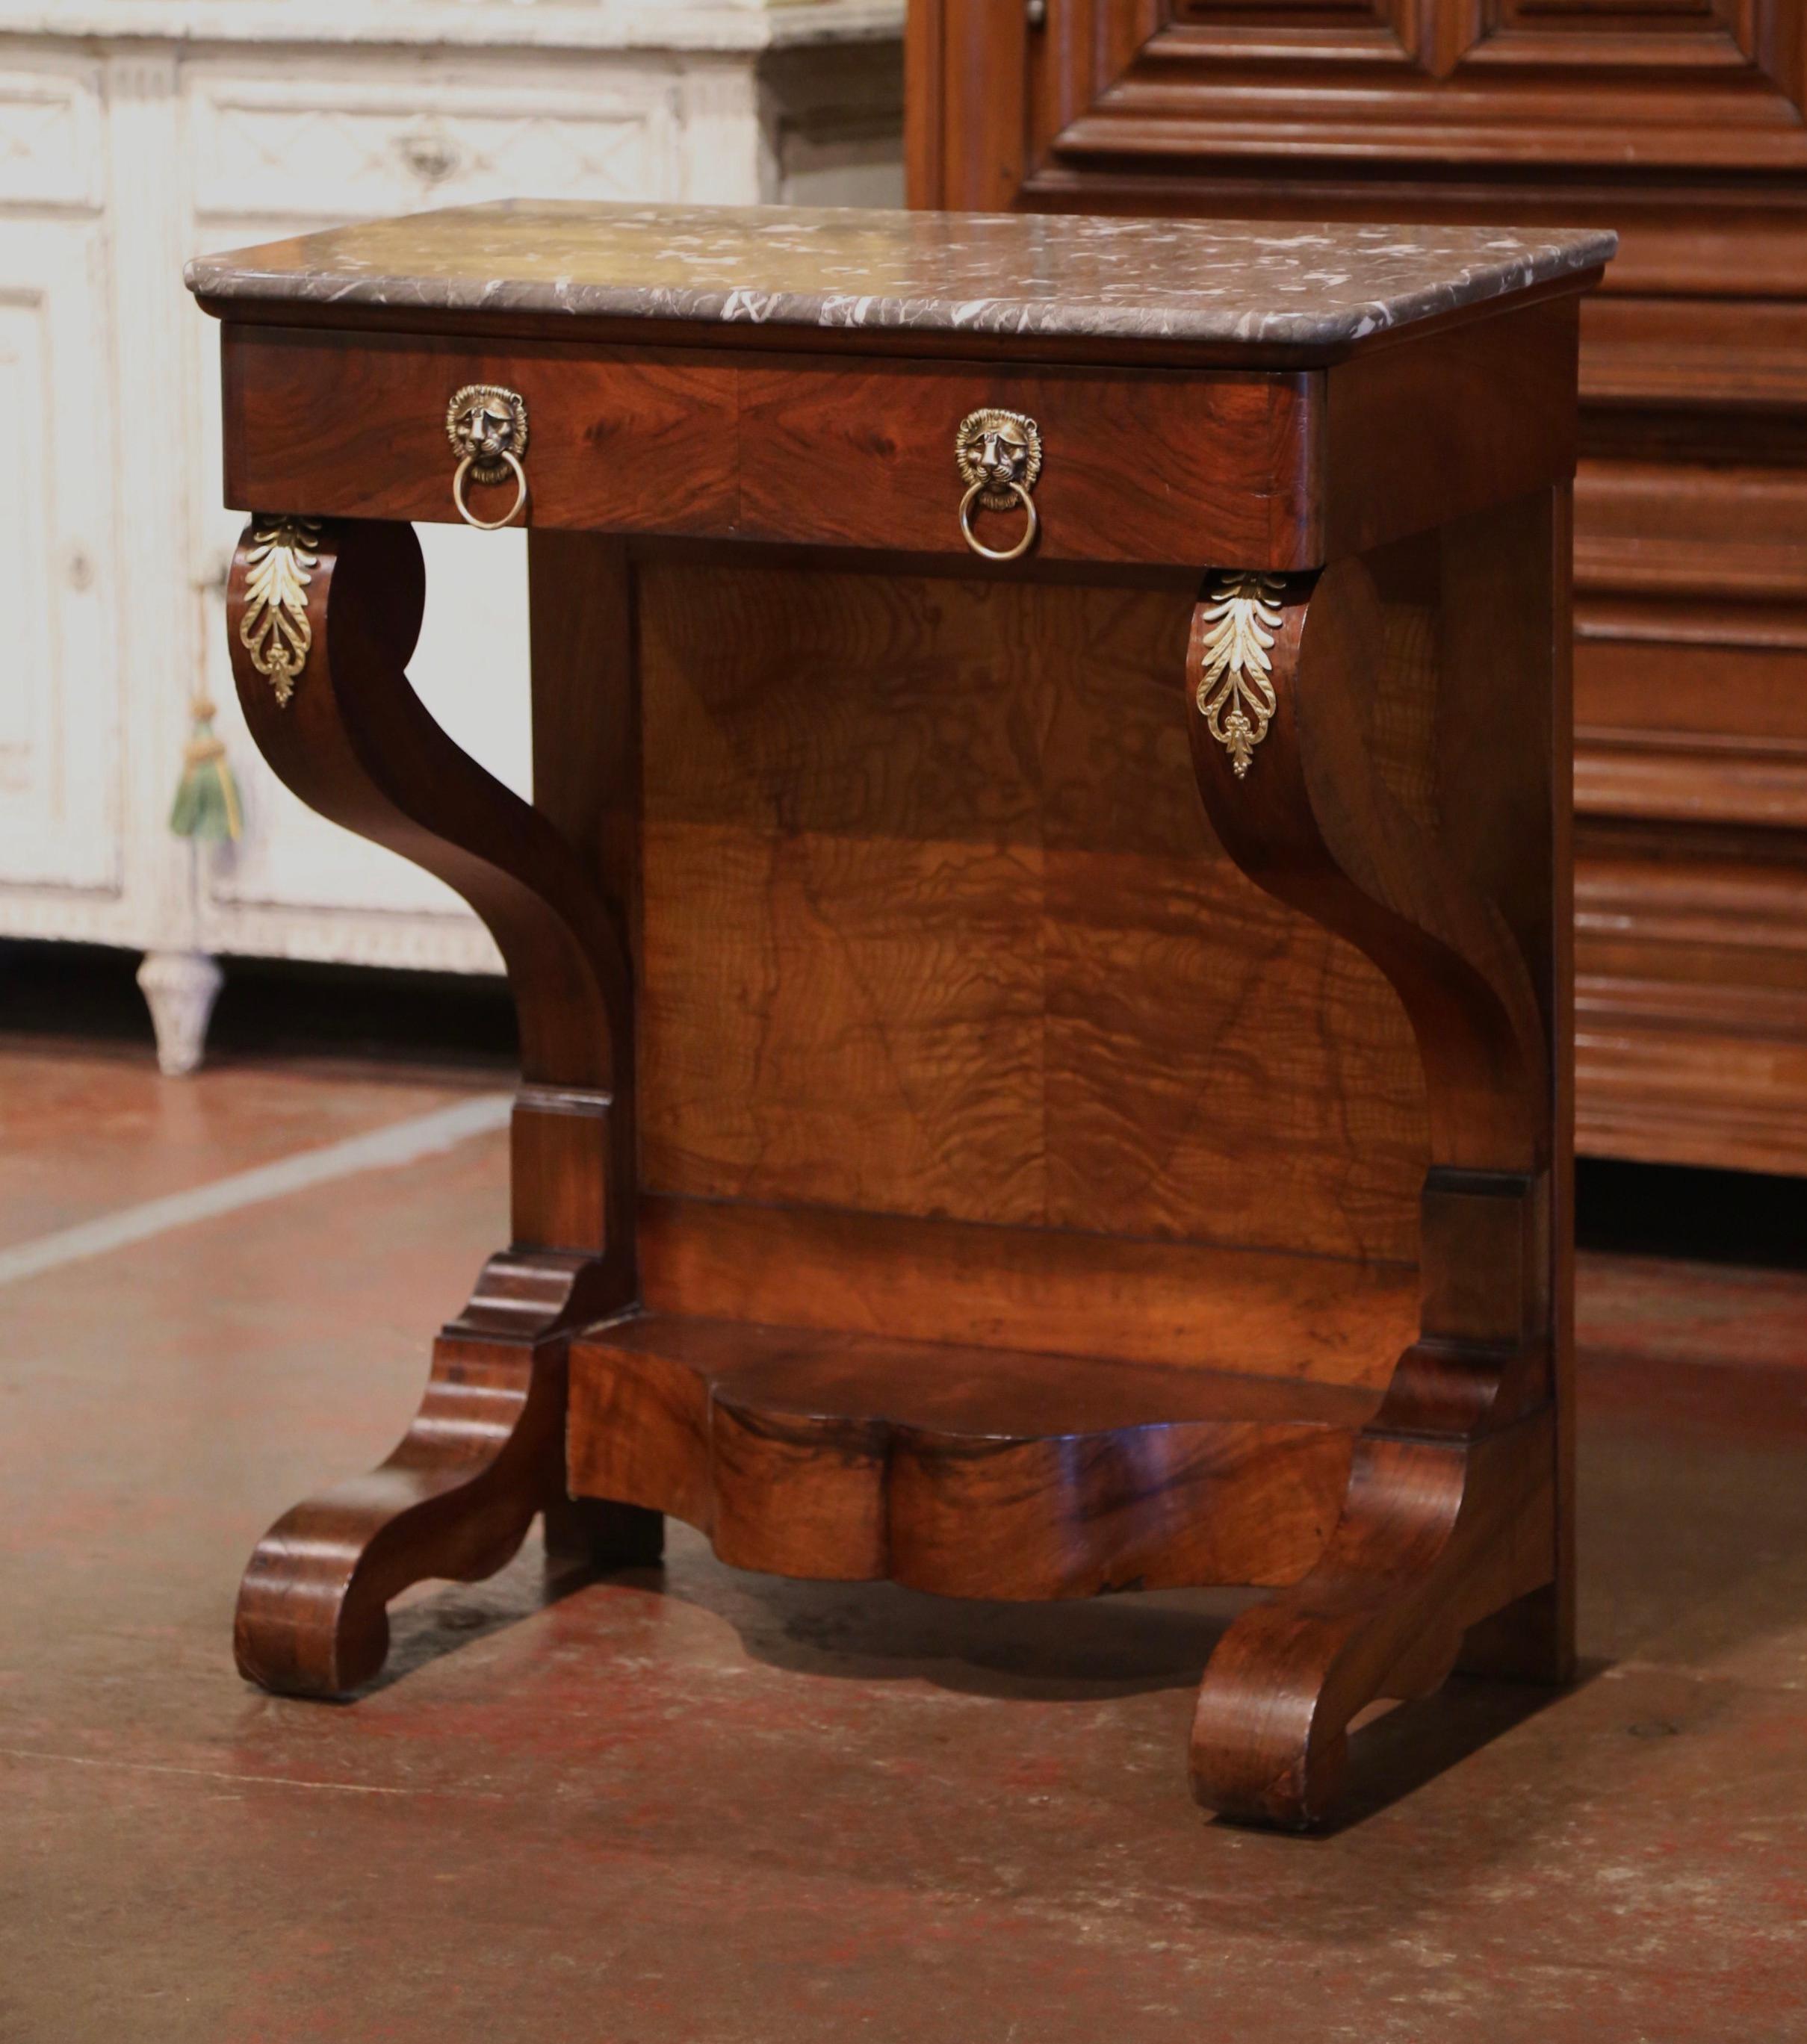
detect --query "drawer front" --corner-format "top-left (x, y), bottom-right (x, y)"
top-left (223, 331), bottom-right (740, 536)
top-left (736, 364), bottom-right (1314, 568)
top-left (0, 56), bottom-right (106, 211)
top-left (186, 63), bottom-right (676, 223)
top-left (220, 328), bottom-right (1320, 569)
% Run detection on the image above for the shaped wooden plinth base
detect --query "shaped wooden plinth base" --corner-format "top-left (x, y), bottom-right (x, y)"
top-left (568, 1313), bottom-right (1377, 1600)
top-left (566, 1313), bottom-right (1558, 1828)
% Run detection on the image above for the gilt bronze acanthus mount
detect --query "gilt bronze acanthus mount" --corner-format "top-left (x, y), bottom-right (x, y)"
top-left (237, 515), bottom-right (324, 706)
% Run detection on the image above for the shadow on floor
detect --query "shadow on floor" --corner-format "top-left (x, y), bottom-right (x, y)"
top-left (362, 1533), bottom-right (1601, 1835)
top-left (373, 1544), bottom-right (1250, 1704)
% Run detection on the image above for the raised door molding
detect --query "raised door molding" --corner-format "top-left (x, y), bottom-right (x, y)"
top-left (1034, 0), bottom-right (1807, 177)
top-left (911, 1), bottom-right (1807, 288)
top-left (0, 48), bottom-right (105, 206)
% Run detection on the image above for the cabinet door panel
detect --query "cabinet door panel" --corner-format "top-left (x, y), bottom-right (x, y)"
top-left (913, 0), bottom-right (1807, 209)
top-left (183, 56), bottom-right (678, 223)
top-left (0, 220), bottom-right (120, 897)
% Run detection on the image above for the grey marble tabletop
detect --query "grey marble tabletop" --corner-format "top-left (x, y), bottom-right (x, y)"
top-left (187, 201), bottom-right (1617, 351)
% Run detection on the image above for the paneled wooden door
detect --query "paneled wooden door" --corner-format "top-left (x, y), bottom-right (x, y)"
top-left (911, 2), bottom-right (1807, 209)
top-left (908, 0), bottom-right (1807, 1175)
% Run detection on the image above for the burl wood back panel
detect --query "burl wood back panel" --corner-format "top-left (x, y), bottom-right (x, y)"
top-left (631, 565), bottom-right (1433, 1381)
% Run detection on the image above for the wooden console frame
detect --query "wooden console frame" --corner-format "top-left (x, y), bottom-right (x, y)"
top-left (202, 266), bottom-right (1589, 1831)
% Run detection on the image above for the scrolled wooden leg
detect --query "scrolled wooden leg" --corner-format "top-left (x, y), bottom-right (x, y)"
top-left (1188, 1414), bottom-right (1555, 1828)
top-left (226, 517), bottom-right (651, 1697)
top-left (233, 1254), bottom-right (661, 1697)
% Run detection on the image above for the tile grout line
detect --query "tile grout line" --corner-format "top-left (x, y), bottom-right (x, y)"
top-left (0, 1092), bottom-right (514, 1289)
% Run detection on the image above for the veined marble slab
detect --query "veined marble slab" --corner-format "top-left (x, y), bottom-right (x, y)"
top-left (187, 200), bottom-right (1616, 350)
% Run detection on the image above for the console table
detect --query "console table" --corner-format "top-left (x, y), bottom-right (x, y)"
top-left (188, 202), bottom-right (1613, 1830)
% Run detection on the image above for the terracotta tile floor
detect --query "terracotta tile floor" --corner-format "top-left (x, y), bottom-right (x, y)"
top-left (3, 1043), bottom-right (1806, 2043)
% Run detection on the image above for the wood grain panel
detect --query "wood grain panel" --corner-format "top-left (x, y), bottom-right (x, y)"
top-left (642, 820), bottom-right (1049, 1223)
top-left (1038, 847), bottom-right (1429, 1249)
top-left (1322, 299), bottom-right (1580, 562)
top-left (635, 563), bottom-right (1428, 1272)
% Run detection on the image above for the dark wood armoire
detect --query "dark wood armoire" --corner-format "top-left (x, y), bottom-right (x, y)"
top-left (908, 0), bottom-right (1807, 1176)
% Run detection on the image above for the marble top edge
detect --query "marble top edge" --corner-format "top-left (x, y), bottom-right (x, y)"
top-left (186, 201), bottom-right (1618, 351)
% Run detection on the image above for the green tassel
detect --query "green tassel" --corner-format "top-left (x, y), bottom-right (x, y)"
top-left (169, 698), bottom-right (243, 842)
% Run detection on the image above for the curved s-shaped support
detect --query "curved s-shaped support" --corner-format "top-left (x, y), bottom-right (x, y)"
top-left (227, 516), bottom-right (658, 1697)
top-left (1185, 559), bottom-right (1547, 1176)
top-left (1183, 553), bottom-right (1563, 1825)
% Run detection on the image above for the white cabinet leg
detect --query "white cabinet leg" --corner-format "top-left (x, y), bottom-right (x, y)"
top-left (137, 948), bottom-right (224, 1076)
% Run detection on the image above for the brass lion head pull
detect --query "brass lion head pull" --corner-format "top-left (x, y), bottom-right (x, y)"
top-left (446, 384), bottom-right (530, 530)
top-left (955, 408), bottom-right (1042, 564)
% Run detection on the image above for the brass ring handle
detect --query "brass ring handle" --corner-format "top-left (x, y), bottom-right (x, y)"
top-left (451, 449), bottom-right (529, 532)
top-left (958, 478), bottom-right (1039, 564)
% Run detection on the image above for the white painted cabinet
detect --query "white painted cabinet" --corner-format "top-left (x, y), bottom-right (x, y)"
top-left (0, 1), bottom-right (903, 1067)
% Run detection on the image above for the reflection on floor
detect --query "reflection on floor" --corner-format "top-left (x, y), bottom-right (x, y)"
top-left (3, 1040), bottom-right (1806, 2043)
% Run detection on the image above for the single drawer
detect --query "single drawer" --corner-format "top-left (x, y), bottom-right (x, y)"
top-left (219, 326), bottom-right (1321, 568)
